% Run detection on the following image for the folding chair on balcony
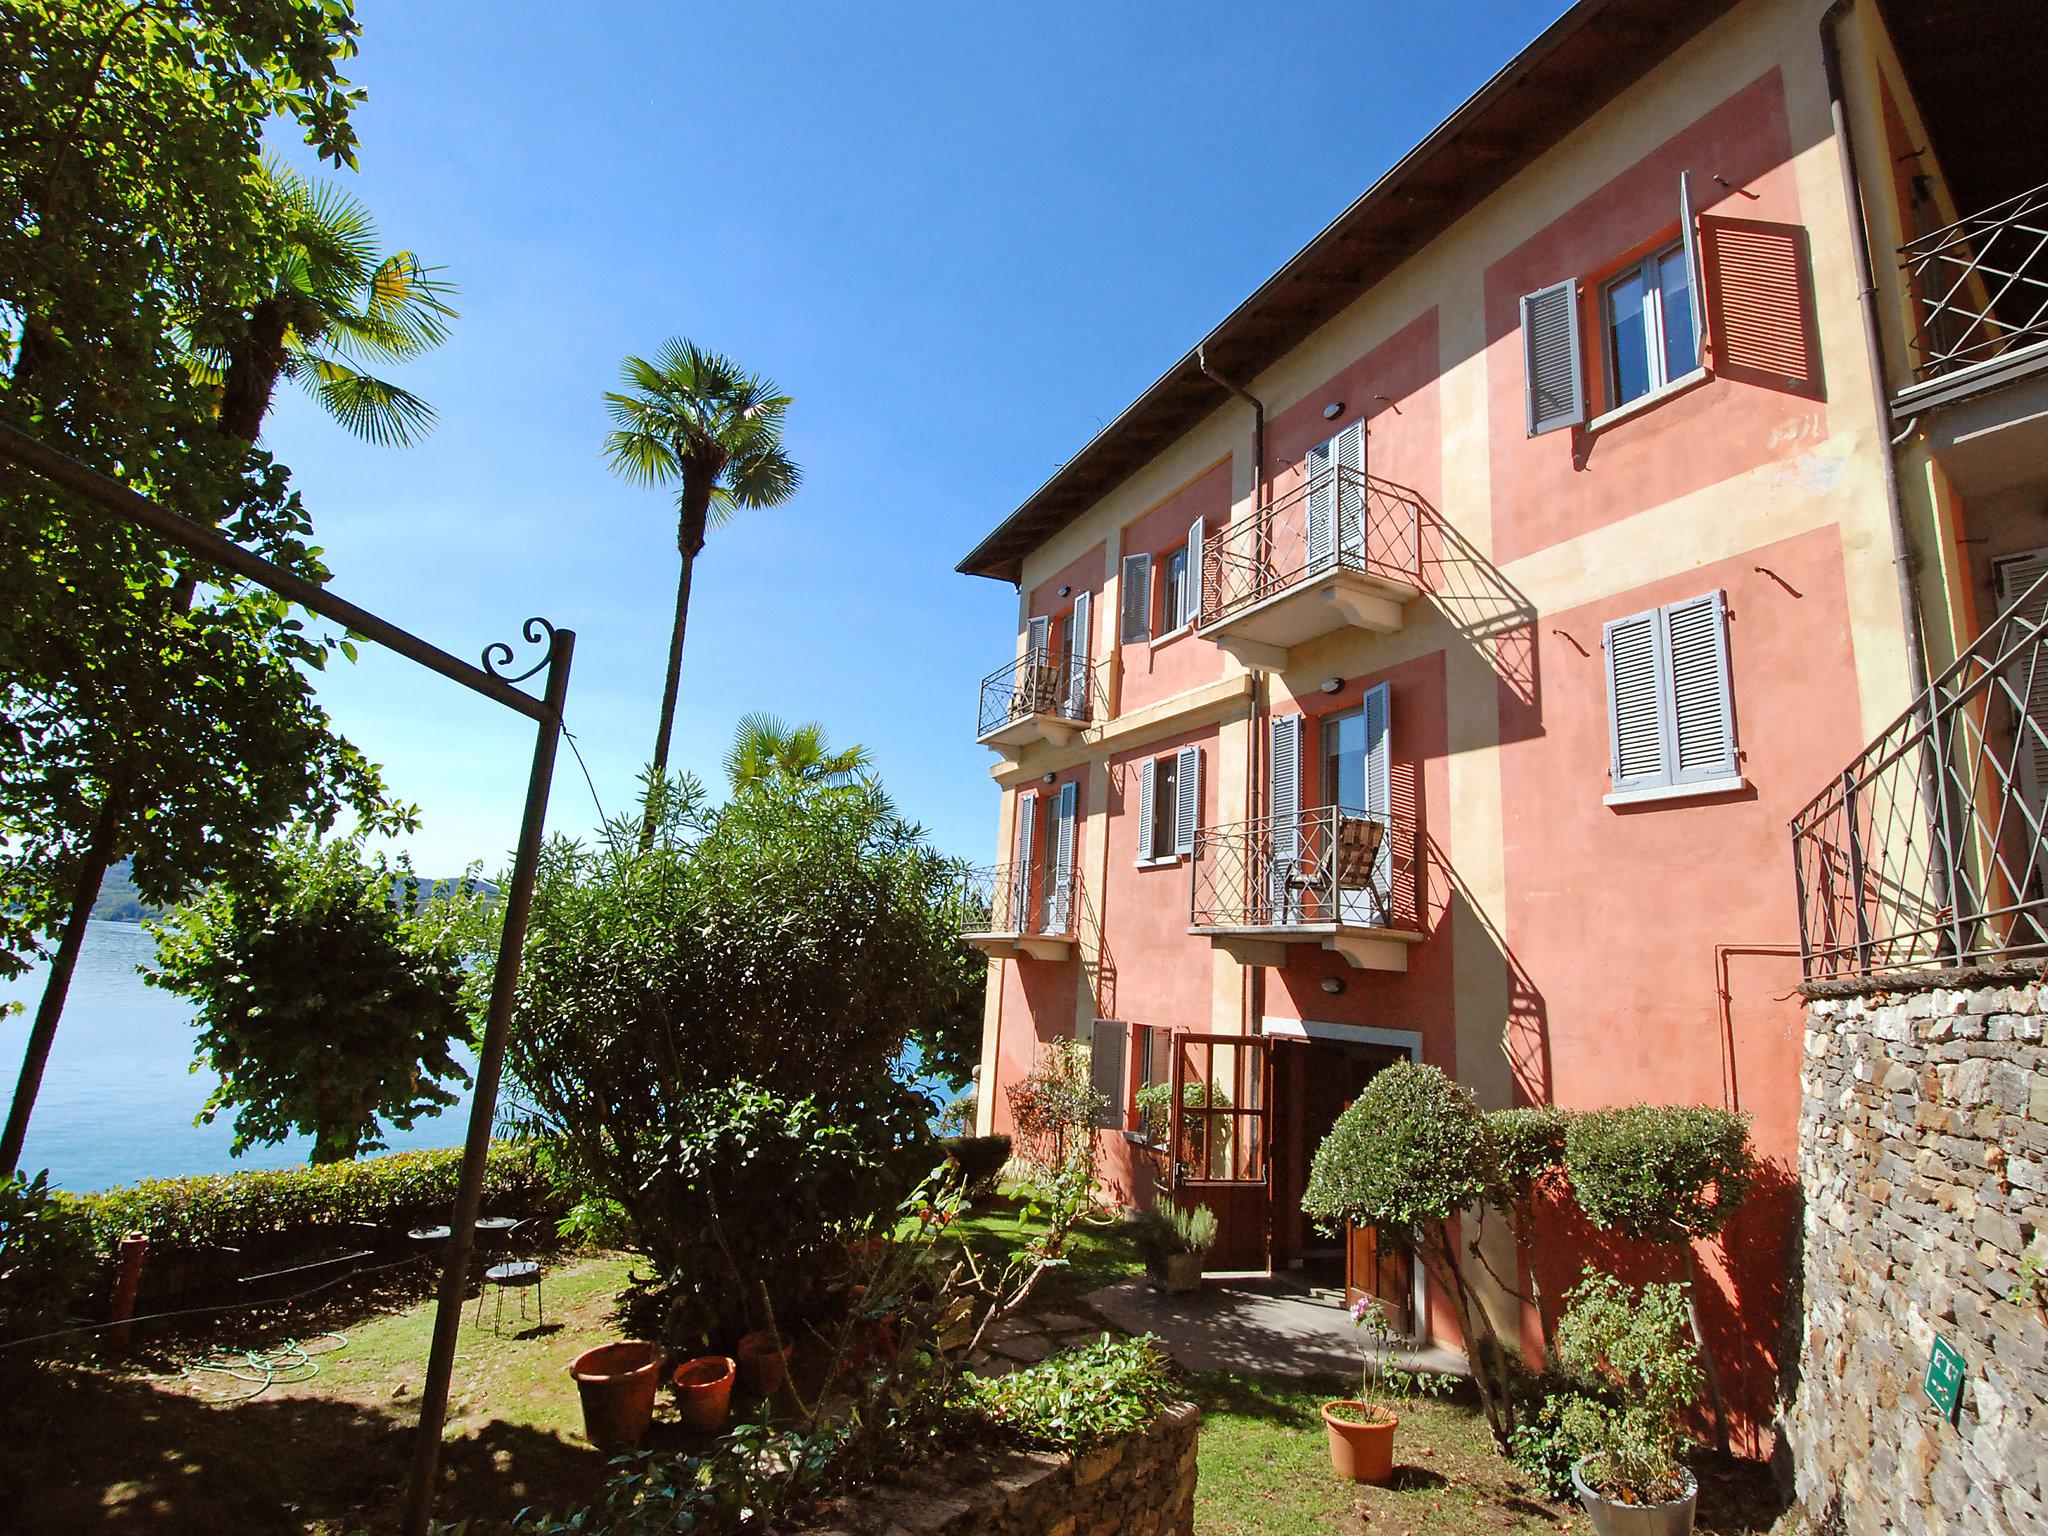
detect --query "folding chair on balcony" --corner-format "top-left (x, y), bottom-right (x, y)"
top-left (1010, 660), bottom-right (1062, 719)
top-left (1285, 815), bottom-right (1384, 925)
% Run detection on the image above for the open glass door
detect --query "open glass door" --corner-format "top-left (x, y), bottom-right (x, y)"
top-left (1168, 1033), bottom-right (1271, 1272)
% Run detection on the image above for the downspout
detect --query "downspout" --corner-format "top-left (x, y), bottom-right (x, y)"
top-left (1819, 0), bottom-right (1932, 706)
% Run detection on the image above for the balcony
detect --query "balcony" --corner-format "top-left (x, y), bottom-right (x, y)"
top-left (1189, 805), bottom-right (1423, 971)
top-left (1195, 466), bottom-right (1426, 672)
top-left (1791, 571), bottom-right (2048, 982)
top-left (976, 648), bottom-right (1101, 756)
top-left (1897, 179), bottom-right (2048, 411)
top-left (957, 860), bottom-right (1078, 962)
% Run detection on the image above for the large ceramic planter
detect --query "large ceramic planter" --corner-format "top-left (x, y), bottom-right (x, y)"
top-left (736, 1331), bottom-right (793, 1397)
top-left (671, 1355), bottom-right (737, 1434)
top-left (568, 1341), bottom-right (664, 1449)
top-left (1570, 1460), bottom-right (1698, 1536)
top-left (1320, 1401), bottom-right (1398, 1484)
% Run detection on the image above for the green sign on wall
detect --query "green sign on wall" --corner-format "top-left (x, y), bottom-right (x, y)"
top-left (1923, 1334), bottom-right (1966, 1422)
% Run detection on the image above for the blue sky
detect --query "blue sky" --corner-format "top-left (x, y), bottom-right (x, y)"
top-left (264, 1), bottom-right (1554, 872)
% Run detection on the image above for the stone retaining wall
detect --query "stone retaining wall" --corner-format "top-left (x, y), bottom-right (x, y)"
top-left (802, 1402), bottom-right (1199, 1536)
top-left (1789, 979), bottom-right (2047, 1534)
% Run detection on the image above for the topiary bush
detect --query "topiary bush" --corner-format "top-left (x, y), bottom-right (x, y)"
top-left (1563, 1105), bottom-right (1753, 1244)
top-left (1486, 1105), bottom-right (1574, 1356)
top-left (937, 1134), bottom-right (1010, 1203)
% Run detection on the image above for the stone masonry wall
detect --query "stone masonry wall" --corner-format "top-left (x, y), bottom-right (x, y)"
top-left (1790, 979), bottom-right (2048, 1534)
top-left (801, 1401), bottom-right (1199, 1536)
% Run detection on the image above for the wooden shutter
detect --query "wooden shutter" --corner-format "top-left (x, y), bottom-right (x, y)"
top-left (1120, 553), bottom-right (1153, 644)
top-left (1665, 591), bottom-right (1737, 784)
top-left (1362, 683), bottom-right (1392, 923)
top-left (1183, 520), bottom-right (1205, 627)
top-left (1305, 438), bottom-right (1335, 571)
top-left (1333, 420), bottom-right (1366, 563)
top-left (1605, 608), bottom-right (1668, 792)
top-left (1012, 793), bottom-right (1037, 929)
top-left (1521, 278), bottom-right (1586, 435)
top-left (1270, 714), bottom-right (1302, 919)
top-left (1088, 1018), bottom-right (1127, 1130)
top-left (1679, 171), bottom-right (1705, 355)
top-left (1051, 780), bottom-right (1078, 931)
top-left (1066, 589), bottom-right (1092, 717)
top-left (1136, 756), bottom-right (1158, 863)
top-left (1996, 550), bottom-right (2048, 851)
top-left (1026, 614), bottom-right (1050, 660)
top-left (1700, 214), bottom-right (1820, 397)
top-left (1174, 743), bottom-right (1200, 856)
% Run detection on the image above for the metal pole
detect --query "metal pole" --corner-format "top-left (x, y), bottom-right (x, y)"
top-left (402, 628), bottom-right (573, 1536)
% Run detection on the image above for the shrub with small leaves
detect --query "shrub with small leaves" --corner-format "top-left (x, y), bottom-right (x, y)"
top-left (1564, 1105), bottom-right (1753, 1244)
top-left (1303, 1062), bottom-right (1493, 1233)
top-left (0, 1171), bottom-right (94, 1373)
top-left (1551, 1269), bottom-right (1704, 1505)
top-left (938, 1135), bottom-right (1011, 1202)
top-left (955, 1334), bottom-right (1178, 1449)
top-left (1488, 1106), bottom-right (1573, 1199)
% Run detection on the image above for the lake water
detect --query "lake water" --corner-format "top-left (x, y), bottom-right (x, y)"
top-left (3, 919), bottom-right (472, 1191)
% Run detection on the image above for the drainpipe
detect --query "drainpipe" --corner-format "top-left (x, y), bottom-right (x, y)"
top-left (1819, 0), bottom-right (1932, 707)
top-left (1196, 346), bottom-right (1272, 1058)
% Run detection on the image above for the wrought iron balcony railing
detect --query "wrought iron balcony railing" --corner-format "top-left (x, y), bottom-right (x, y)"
top-left (1901, 179), bottom-right (2048, 386)
top-left (1791, 569), bottom-right (2048, 981)
top-left (957, 860), bottom-right (1080, 941)
top-left (1189, 804), bottom-right (1418, 932)
top-left (1198, 466), bottom-right (1426, 628)
top-left (976, 647), bottom-right (1101, 743)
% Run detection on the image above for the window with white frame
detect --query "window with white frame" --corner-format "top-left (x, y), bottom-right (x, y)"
top-left (1603, 242), bottom-right (1698, 408)
top-left (1119, 519), bottom-right (1205, 644)
top-left (1160, 545), bottom-right (1189, 633)
top-left (1136, 744), bottom-right (1201, 863)
top-left (1604, 590), bottom-right (1738, 801)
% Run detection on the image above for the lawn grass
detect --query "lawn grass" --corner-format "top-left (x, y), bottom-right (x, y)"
top-left (941, 1187), bottom-right (1145, 1310)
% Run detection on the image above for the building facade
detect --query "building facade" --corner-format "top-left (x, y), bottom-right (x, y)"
top-left (956, 0), bottom-right (2047, 1455)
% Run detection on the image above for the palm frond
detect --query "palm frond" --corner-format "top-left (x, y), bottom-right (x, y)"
top-left (300, 359), bottom-right (438, 447)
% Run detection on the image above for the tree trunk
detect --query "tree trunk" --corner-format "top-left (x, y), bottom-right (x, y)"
top-left (640, 480), bottom-right (712, 849)
top-left (218, 297), bottom-right (291, 445)
top-left (0, 797), bottom-right (122, 1177)
top-left (1428, 1221), bottom-right (1511, 1445)
top-left (1680, 1241), bottom-right (1732, 1452)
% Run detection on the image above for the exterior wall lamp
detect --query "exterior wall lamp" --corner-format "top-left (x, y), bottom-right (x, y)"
top-left (1321, 678), bottom-right (1344, 695)
top-left (1322, 401), bottom-right (1344, 420)
top-left (1321, 976), bottom-right (1346, 995)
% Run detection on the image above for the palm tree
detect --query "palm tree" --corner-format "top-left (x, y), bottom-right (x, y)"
top-left (723, 713), bottom-right (871, 794)
top-left (185, 161), bottom-right (458, 446)
top-left (603, 339), bottom-right (801, 840)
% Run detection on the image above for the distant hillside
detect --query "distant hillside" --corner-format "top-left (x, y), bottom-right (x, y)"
top-left (88, 860), bottom-right (490, 924)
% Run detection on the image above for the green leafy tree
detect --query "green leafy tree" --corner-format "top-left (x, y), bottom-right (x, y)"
top-left (1563, 1104), bottom-right (1753, 1446)
top-left (1301, 1061), bottom-right (1516, 1441)
top-left (182, 159), bottom-right (457, 446)
top-left (602, 340), bottom-right (801, 840)
top-left (723, 712), bottom-right (871, 793)
top-left (146, 837), bottom-right (486, 1164)
top-left (0, 1), bottom-right (422, 1175)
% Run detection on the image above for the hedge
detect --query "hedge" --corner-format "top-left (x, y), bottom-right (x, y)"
top-left (63, 1141), bottom-right (556, 1255)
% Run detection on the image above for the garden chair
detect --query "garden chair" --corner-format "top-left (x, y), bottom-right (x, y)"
top-left (473, 1218), bottom-right (545, 1334)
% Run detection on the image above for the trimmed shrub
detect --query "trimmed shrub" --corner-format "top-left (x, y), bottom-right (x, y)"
top-left (1488, 1106), bottom-right (1573, 1196)
top-left (955, 1334), bottom-right (1178, 1449)
top-left (1564, 1105), bottom-right (1753, 1243)
top-left (0, 1171), bottom-right (95, 1375)
top-left (65, 1141), bottom-right (554, 1255)
top-left (937, 1135), bottom-right (1011, 1201)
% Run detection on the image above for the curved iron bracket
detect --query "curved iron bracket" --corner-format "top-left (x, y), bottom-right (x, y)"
top-left (482, 616), bottom-right (560, 685)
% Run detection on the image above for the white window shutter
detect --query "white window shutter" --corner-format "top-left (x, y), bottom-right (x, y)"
top-left (1066, 588), bottom-right (1092, 717)
top-left (1088, 1018), bottom-right (1127, 1130)
top-left (1136, 757), bottom-right (1158, 863)
top-left (1334, 421), bottom-right (1366, 563)
top-left (1052, 781), bottom-right (1078, 931)
top-left (1012, 793), bottom-right (1037, 930)
top-left (1665, 591), bottom-right (1737, 784)
top-left (1679, 171), bottom-right (1705, 355)
top-left (1270, 714), bottom-right (1302, 918)
top-left (1305, 438), bottom-right (1335, 571)
top-left (1174, 744), bottom-right (1200, 856)
top-left (1120, 553), bottom-right (1153, 644)
top-left (1026, 614), bottom-right (1050, 660)
top-left (1183, 520), bottom-right (1205, 627)
top-left (1606, 609), bottom-right (1669, 791)
top-left (1521, 278), bottom-right (1586, 435)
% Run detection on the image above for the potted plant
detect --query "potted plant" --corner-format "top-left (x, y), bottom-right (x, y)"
top-left (567, 1340), bottom-right (666, 1449)
top-left (1552, 1270), bottom-right (1705, 1536)
top-left (1130, 1199), bottom-right (1215, 1294)
top-left (1321, 1295), bottom-right (1402, 1484)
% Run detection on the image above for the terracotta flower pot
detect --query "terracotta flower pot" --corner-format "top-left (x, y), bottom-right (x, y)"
top-left (1321, 1401), bottom-right (1398, 1484)
top-left (568, 1341), bottom-right (664, 1449)
top-left (670, 1355), bottom-right (736, 1434)
top-left (736, 1331), bottom-right (793, 1396)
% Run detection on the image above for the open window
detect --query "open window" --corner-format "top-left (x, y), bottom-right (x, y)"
top-left (1136, 744), bottom-right (1201, 864)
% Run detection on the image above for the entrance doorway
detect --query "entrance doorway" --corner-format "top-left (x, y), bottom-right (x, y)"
top-left (1269, 1034), bottom-right (1405, 1276)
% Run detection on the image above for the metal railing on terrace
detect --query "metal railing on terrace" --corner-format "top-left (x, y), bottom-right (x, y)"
top-left (1199, 466), bottom-right (1426, 627)
top-left (1791, 571), bottom-right (2048, 982)
top-left (975, 647), bottom-right (1100, 741)
top-left (1901, 179), bottom-right (2048, 386)
top-left (1189, 805), bottom-right (1418, 932)
top-left (956, 859), bottom-right (1080, 939)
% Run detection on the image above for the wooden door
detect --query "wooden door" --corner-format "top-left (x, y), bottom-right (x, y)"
top-left (1344, 1223), bottom-right (1414, 1335)
top-left (1168, 1033), bottom-right (1271, 1272)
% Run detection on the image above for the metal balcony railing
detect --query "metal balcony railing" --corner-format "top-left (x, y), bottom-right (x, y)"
top-left (1901, 179), bottom-right (2048, 384)
top-left (976, 647), bottom-right (1100, 741)
top-left (1199, 466), bottom-right (1426, 628)
top-left (1791, 570), bottom-right (2048, 981)
top-left (957, 860), bottom-right (1080, 940)
top-left (1189, 804), bottom-right (1418, 932)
